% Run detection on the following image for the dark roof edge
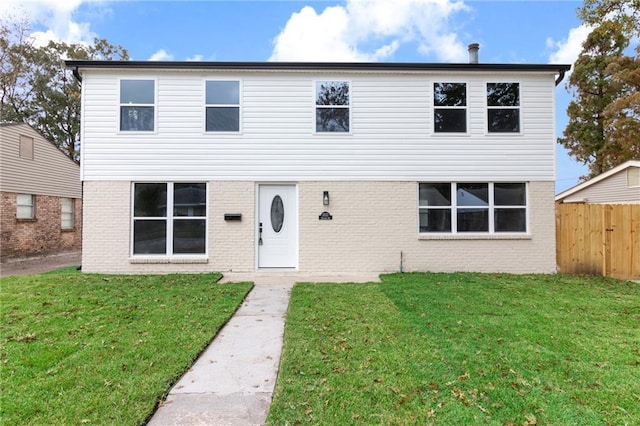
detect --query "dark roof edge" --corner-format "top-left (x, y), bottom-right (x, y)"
top-left (0, 121), bottom-right (26, 127)
top-left (65, 60), bottom-right (571, 73)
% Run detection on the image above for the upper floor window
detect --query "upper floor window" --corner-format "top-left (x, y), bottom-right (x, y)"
top-left (132, 182), bottom-right (207, 255)
top-left (418, 182), bottom-right (527, 234)
top-left (17, 194), bottom-right (35, 219)
top-left (19, 135), bottom-right (34, 159)
top-left (434, 83), bottom-right (466, 133)
top-left (206, 80), bottom-right (240, 132)
top-left (120, 79), bottom-right (155, 131)
top-left (61, 198), bottom-right (75, 229)
top-left (316, 81), bottom-right (350, 133)
top-left (487, 83), bottom-right (520, 133)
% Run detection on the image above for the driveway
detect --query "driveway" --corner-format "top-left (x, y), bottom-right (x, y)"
top-left (0, 250), bottom-right (81, 277)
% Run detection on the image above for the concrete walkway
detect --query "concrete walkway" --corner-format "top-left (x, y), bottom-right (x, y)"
top-left (148, 272), bottom-right (380, 426)
top-left (0, 249), bottom-right (81, 277)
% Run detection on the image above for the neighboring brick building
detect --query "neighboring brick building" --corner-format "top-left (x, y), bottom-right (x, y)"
top-left (0, 123), bottom-right (82, 260)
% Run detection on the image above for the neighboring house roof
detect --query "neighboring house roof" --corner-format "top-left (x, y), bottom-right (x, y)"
top-left (555, 160), bottom-right (640, 203)
top-left (0, 122), bottom-right (31, 128)
top-left (0, 122), bottom-right (81, 198)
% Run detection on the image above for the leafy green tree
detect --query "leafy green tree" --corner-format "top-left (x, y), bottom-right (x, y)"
top-left (559, 21), bottom-right (628, 176)
top-left (603, 45), bottom-right (640, 165)
top-left (0, 16), bottom-right (34, 124)
top-left (559, 0), bottom-right (640, 177)
top-left (580, 0), bottom-right (640, 37)
top-left (0, 17), bottom-right (128, 162)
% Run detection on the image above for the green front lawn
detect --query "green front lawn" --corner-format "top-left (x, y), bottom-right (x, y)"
top-left (268, 273), bottom-right (640, 425)
top-left (1, 272), bottom-right (252, 425)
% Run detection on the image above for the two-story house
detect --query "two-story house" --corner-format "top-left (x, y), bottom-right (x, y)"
top-left (67, 52), bottom-right (570, 274)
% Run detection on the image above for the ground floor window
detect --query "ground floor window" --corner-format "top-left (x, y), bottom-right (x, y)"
top-left (419, 182), bottom-right (527, 234)
top-left (16, 194), bottom-right (35, 219)
top-left (132, 182), bottom-right (207, 255)
top-left (61, 198), bottom-right (75, 229)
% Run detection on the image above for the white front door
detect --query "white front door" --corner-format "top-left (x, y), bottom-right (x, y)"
top-left (258, 184), bottom-right (298, 268)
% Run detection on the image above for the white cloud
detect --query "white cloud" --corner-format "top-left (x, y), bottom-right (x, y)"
top-left (149, 49), bottom-right (173, 61)
top-left (0, 0), bottom-right (99, 46)
top-left (270, 6), bottom-right (358, 61)
top-left (270, 0), bottom-right (469, 62)
top-left (547, 24), bottom-right (592, 65)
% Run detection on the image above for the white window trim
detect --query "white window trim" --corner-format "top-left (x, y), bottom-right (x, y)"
top-left (485, 81), bottom-right (523, 135)
top-left (130, 182), bottom-right (208, 258)
top-left (418, 182), bottom-right (530, 237)
top-left (313, 79), bottom-right (352, 135)
top-left (432, 81), bottom-right (469, 136)
top-left (16, 193), bottom-right (35, 219)
top-left (203, 78), bottom-right (243, 135)
top-left (117, 77), bottom-right (158, 134)
top-left (61, 198), bottom-right (75, 229)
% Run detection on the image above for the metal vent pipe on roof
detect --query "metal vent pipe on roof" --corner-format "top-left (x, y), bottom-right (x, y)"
top-left (468, 43), bottom-right (480, 64)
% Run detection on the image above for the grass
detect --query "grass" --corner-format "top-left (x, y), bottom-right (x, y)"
top-left (1, 272), bottom-right (252, 425)
top-left (42, 266), bottom-right (82, 275)
top-left (268, 273), bottom-right (640, 425)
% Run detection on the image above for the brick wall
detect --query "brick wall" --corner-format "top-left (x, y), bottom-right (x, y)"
top-left (209, 181), bottom-right (255, 271)
top-left (82, 181), bottom-right (256, 274)
top-left (82, 181), bottom-right (134, 273)
top-left (0, 191), bottom-right (82, 260)
top-left (82, 180), bottom-right (556, 274)
top-left (298, 181), bottom-right (556, 273)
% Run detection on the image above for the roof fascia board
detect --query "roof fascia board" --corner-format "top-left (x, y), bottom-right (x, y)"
top-left (65, 60), bottom-right (571, 74)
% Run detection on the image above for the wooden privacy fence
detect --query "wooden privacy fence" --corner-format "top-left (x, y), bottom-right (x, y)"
top-left (556, 203), bottom-right (640, 281)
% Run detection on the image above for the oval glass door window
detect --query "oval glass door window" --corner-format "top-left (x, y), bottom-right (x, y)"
top-left (270, 195), bottom-right (284, 233)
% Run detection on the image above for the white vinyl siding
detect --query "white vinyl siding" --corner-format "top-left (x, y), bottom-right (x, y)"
top-left (79, 70), bottom-right (558, 182)
top-left (560, 168), bottom-right (640, 204)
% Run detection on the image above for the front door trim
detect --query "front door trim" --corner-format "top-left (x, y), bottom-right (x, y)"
top-left (256, 183), bottom-right (298, 269)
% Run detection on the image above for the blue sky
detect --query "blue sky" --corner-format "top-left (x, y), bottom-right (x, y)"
top-left (4, 0), bottom-right (592, 191)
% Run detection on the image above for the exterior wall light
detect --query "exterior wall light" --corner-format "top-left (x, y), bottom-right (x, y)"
top-left (323, 191), bottom-right (330, 206)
